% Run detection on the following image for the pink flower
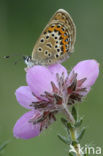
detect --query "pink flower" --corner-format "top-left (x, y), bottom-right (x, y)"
top-left (13, 60), bottom-right (99, 139)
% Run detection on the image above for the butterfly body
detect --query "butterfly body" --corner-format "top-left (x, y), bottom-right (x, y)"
top-left (25, 9), bottom-right (76, 67)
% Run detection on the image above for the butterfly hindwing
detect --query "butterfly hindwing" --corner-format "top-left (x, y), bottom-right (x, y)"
top-left (32, 9), bottom-right (76, 65)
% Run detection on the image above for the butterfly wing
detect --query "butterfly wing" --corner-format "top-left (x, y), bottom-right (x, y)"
top-left (32, 9), bottom-right (76, 65)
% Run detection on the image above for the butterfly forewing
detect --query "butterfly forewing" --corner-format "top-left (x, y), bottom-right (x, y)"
top-left (32, 9), bottom-right (76, 65)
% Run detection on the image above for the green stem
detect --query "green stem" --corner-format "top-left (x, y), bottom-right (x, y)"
top-left (63, 107), bottom-right (75, 125)
top-left (70, 127), bottom-right (81, 156)
top-left (63, 107), bottom-right (82, 156)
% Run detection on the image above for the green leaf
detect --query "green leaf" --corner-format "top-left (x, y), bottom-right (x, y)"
top-left (72, 140), bottom-right (79, 146)
top-left (75, 117), bottom-right (83, 128)
top-left (0, 140), bottom-right (10, 152)
top-left (69, 152), bottom-right (76, 156)
top-left (84, 147), bottom-right (89, 156)
top-left (77, 127), bottom-right (86, 141)
top-left (61, 117), bottom-right (68, 127)
top-left (69, 153), bottom-right (73, 156)
top-left (57, 134), bottom-right (71, 145)
top-left (67, 122), bottom-right (74, 129)
top-left (72, 106), bottom-right (77, 121)
top-left (61, 118), bottom-right (71, 136)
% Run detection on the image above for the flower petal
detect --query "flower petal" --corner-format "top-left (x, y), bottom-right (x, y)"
top-left (26, 66), bottom-right (57, 97)
top-left (69, 60), bottom-right (99, 88)
top-left (15, 86), bottom-right (38, 109)
top-left (48, 63), bottom-right (68, 79)
top-left (13, 111), bottom-right (41, 139)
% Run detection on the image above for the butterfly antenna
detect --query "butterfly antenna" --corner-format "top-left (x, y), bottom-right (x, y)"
top-left (0, 55), bottom-right (11, 59)
top-left (0, 54), bottom-right (28, 66)
top-left (14, 58), bottom-right (21, 65)
top-left (14, 55), bottom-right (28, 65)
top-left (0, 53), bottom-right (26, 59)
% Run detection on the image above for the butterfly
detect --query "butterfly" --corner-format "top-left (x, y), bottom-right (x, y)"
top-left (23, 9), bottom-right (76, 67)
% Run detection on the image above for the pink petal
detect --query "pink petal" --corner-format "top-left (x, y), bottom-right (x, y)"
top-left (26, 66), bottom-right (58, 98)
top-left (69, 60), bottom-right (99, 88)
top-left (15, 86), bottom-right (38, 109)
top-left (13, 111), bottom-right (41, 139)
top-left (48, 63), bottom-right (68, 79)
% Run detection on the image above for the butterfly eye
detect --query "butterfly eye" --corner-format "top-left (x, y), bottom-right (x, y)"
top-left (38, 47), bottom-right (42, 52)
top-left (48, 59), bottom-right (52, 64)
top-left (44, 50), bottom-right (48, 55)
top-left (55, 45), bottom-right (58, 48)
top-left (55, 54), bottom-right (59, 58)
top-left (52, 34), bottom-right (54, 37)
top-left (57, 24), bottom-right (61, 28)
top-left (55, 37), bottom-right (58, 39)
top-left (46, 35), bottom-right (49, 39)
top-left (57, 49), bottom-right (60, 52)
top-left (62, 27), bottom-right (65, 31)
top-left (48, 53), bottom-right (51, 57)
top-left (40, 38), bottom-right (45, 43)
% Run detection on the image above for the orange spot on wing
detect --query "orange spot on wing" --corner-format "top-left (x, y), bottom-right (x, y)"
top-left (55, 27), bottom-right (69, 53)
top-left (48, 25), bottom-right (69, 53)
top-left (48, 27), bottom-right (55, 32)
top-left (63, 45), bottom-right (66, 53)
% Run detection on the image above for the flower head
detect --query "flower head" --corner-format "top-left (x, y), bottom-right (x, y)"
top-left (13, 60), bottom-right (99, 139)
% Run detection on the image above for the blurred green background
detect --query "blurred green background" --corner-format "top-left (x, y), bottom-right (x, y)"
top-left (0, 0), bottom-right (103, 156)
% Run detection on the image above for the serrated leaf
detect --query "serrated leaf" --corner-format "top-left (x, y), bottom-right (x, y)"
top-left (57, 134), bottom-right (71, 145)
top-left (75, 117), bottom-right (83, 128)
top-left (77, 127), bottom-right (86, 141)
top-left (72, 106), bottom-right (77, 121)
top-left (0, 140), bottom-right (10, 152)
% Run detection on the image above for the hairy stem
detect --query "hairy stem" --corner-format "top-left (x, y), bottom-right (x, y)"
top-left (63, 107), bottom-right (82, 156)
top-left (63, 107), bottom-right (75, 125)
